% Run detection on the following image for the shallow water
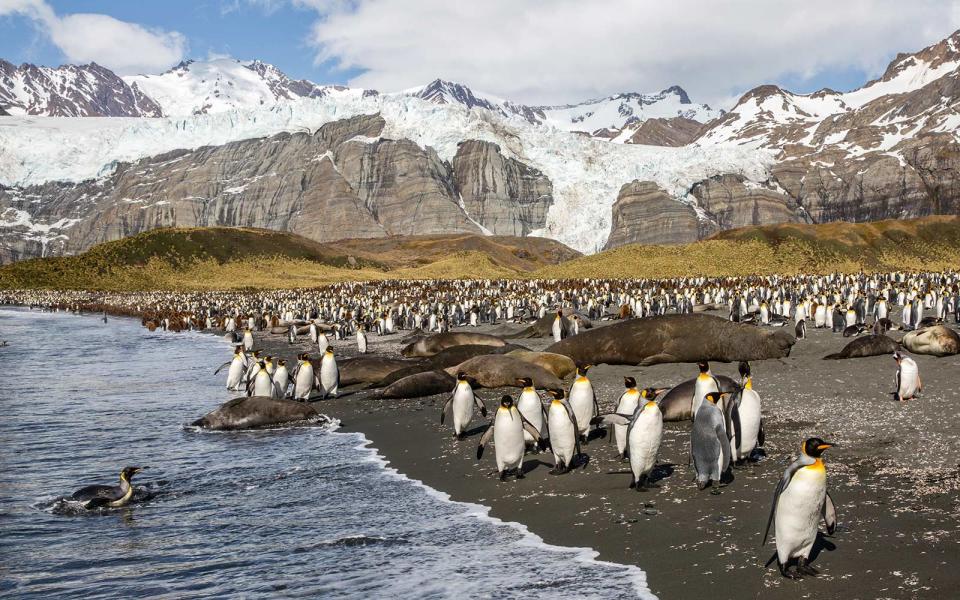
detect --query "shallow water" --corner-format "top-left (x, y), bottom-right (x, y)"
top-left (0, 308), bottom-right (653, 599)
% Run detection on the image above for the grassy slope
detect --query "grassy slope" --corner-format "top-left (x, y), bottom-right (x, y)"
top-left (535, 216), bottom-right (960, 279)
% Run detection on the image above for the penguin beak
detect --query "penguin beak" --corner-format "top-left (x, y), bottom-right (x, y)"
top-left (817, 443), bottom-right (835, 451)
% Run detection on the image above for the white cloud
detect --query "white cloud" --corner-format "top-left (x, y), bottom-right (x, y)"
top-left (305, 0), bottom-right (960, 107)
top-left (0, 0), bottom-right (186, 74)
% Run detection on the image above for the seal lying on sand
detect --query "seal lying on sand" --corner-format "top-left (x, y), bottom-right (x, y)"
top-left (192, 396), bottom-right (327, 430)
top-left (373, 344), bottom-right (528, 389)
top-left (338, 357), bottom-right (417, 386)
top-left (505, 350), bottom-right (577, 379)
top-left (546, 314), bottom-right (795, 366)
top-left (401, 332), bottom-right (508, 358)
top-left (379, 370), bottom-right (456, 399)
top-left (658, 375), bottom-right (740, 421)
top-left (901, 325), bottom-right (960, 357)
top-left (445, 355), bottom-right (563, 390)
top-left (823, 335), bottom-right (900, 360)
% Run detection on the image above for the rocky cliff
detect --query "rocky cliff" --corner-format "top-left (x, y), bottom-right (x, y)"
top-left (0, 114), bottom-right (553, 263)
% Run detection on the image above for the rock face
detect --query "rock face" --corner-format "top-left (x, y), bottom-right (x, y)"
top-left (452, 140), bottom-right (553, 236)
top-left (604, 182), bottom-right (700, 248)
top-left (690, 174), bottom-right (810, 230)
top-left (0, 60), bottom-right (163, 117)
top-left (626, 117), bottom-right (704, 146)
top-left (0, 114), bottom-right (554, 263)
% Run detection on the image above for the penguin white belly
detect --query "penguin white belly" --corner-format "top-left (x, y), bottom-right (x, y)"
top-left (273, 369), bottom-right (289, 398)
top-left (629, 410), bottom-right (662, 479)
top-left (568, 382), bottom-right (594, 435)
top-left (614, 392), bottom-right (640, 455)
top-left (898, 360), bottom-right (920, 399)
top-left (243, 332), bottom-right (254, 351)
top-left (877, 303), bottom-right (888, 319)
top-left (357, 331), bottom-right (367, 354)
top-left (317, 335), bottom-right (329, 354)
top-left (294, 367), bottom-right (314, 399)
top-left (451, 385), bottom-right (475, 435)
top-left (552, 319), bottom-right (563, 343)
top-left (547, 406), bottom-right (576, 466)
top-left (845, 311), bottom-right (856, 327)
top-left (226, 360), bottom-right (245, 390)
top-left (320, 360), bottom-right (339, 397)
top-left (516, 391), bottom-right (544, 443)
top-left (253, 373), bottom-right (273, 397)
top-left (693, 376), bottom-right (718, 417)
top-left (735, 389), bottom-right (762, 458)
top-left (814, 306), bottom-right (826, 328)
top-left (493, 410), bottom-right (525, 472)
top-left (775, 467), bottom-right (826, 563)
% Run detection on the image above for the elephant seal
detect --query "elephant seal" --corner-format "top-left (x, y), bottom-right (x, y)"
top-left (445, 355), bottom-right (563, 390)
top-left (338, 357), bottom-right (418, 386)
top-left (901, 325), bottom-right (960, 357)
top-left (372, 344), bottom-right (529, 389)
top-left (401, 332), bottom-right (508, 358)
top-left (658, 375), bottom-right (740, 421)
top-left (516, 308), bottom-right (593, 338)
top-left (379, 370), bottom-right (456, 399)
top-left (823, 334), bottom-right (900, 360)
top-left (505, 350), bottom-right (577, 379)
top-left (545, 314), bottom-right (795, 366)
top-left (191, 396), bottom-right (328, 431)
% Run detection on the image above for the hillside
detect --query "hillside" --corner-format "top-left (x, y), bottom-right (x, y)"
top-left (535, 216), bottom-right (960, 279)
top-left (0, 227), bottom-right (578, 290)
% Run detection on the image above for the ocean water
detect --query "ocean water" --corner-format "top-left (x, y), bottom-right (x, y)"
top-left (0, 308), bottom-right (653, 599)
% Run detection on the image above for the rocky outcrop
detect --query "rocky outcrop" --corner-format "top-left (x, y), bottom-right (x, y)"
top-left (0, 114), bottom-right (557, 263)
top-left (604, 182), bottom-right (700, 248)
top-left (626, 117), bottom-right (704, 146)
top-left (452, 140), bottom-right (553, 235)
top-left (690, 174), bottom-right (809, 230)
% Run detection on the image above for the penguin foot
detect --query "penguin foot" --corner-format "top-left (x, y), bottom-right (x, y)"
top-left (454, 432), bottom-right (464, 440)
top-left (516, 470), bottom-right (525, 480)
top-left (797, 558), bottom-right (819, 576)
top-left (709, 488), bottom-right (722, 496)
top-left (696, 480), bottom-right (708, 490)
top-left (498, 471), bottom-right (507, 482)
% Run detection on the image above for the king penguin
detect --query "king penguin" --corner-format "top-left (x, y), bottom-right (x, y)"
top-left (441, 372), bottom-right (487, 439)
top-left (894, 351), bottom-right (921, 402)
top-left (692, 361), bottom-right (720, 417)
top-left (691, 391), bottom-right (732, 490)
top-left (546, 389), bottom-right (582, 474)
top-left (612, 377), bottom-right (641, 460)
top-left (477, 395), bottom-right (543, 481)
top-left (318, 348), bottom-right (339, 399)
top-left (763, 437), bottom-right (837, 579)
top-left (594, 387), bottom-right (665, 490)
top-left (568, 365), bottom-right (599, 443)
top-left (515, 377), bottom-right (547, 448)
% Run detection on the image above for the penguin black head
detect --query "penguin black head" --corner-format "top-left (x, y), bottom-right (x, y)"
top-left (577, 364), bottom-right (592, 376)
top-left (704, 391), bottom-right (727, 404)
top-left (548, 389), bottom-right (565, 401)
top-left (557, 309), bottom-right (563, 317)
top-left (278, 359), bottom-right (286, 366)
top-left (738, 361), bottom-right (751, 379)
top-left (802, 438), bottom-right (835, 457)
top-left (457, 371), bottom-right (468, 381)
top-left (499, 395), bottom-right (514, 409)
top-left (516, 376), bottom-right (533, 388)
top-left (641, 387), bottom-right (663, 400)
top-left (698, 361), bottom-right (709, 374)
top-left (623, 376), bottom-right (636, 389)
top-left (120, 466), bottom-right (144, 481)
top-left (893, 351), bottom-right (903, 363)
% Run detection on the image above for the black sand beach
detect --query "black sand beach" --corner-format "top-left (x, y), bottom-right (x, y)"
top-left (250, 317), bottom-right (959, 599)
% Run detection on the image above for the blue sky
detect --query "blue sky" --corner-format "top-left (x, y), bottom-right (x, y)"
top-left (2, 0), bottom-right (958, 108)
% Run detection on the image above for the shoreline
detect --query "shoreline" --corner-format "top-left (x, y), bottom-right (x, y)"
top-left (13, 307), bottom-right (960, 598)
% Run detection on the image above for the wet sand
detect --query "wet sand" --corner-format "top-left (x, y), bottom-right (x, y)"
top-left (251, 316), bottom-right (960, 599)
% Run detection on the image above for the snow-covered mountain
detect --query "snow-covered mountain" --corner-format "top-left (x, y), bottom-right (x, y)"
top-left (122, 58), bottom-right (347, 117)
top-left (402, 78), bottom-right (721, 139)
top-left (0, 60), bottom-right (162, 117)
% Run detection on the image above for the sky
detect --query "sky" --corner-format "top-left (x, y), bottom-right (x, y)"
top-left (2, 0), bottom-right (960, 109)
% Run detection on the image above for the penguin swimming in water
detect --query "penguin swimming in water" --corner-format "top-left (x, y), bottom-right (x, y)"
top-left (593, 387), bottom-right (665, 490)
top-left (893, 351), bottom-right (921, 402)
top-left (515, 377), bottom-right (547, 448)
top-left (71, 466), bottom-right (145, 509)
top-left (568, 365), bottom-right (599, 443)
top-left (546, 389), bottom-right (583, 474)
top-left (441, 372), bottom-right (487, 439)
top-left (691, 391), bottom-right (732, 490)
top-left (763, 437), bottom-right (837, 579)
top-left (477, 395), bottom-right (544, 481)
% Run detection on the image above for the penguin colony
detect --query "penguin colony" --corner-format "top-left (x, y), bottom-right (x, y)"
top-left (5, 268), bottom-right (959, 581)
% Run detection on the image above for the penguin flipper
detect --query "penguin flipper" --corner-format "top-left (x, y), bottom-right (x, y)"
top-left (731, 401), bottom-right (743, 453)
top-left (757, 418), bottom-right (765, 447)
top-left (476, 424), bottom-right (494, 459)
top-left (519, 414), bottom-right (542, 443)
top-left (717, 423), bottom-right (732, 473)
top-left (473, 395), bottom-right (487, 418)
top-left (822, 491), bottom-right (837, 535)
top-left (592, 413), bottom-right (631, 427)
top-left (213, 361), bottom-right (232, 375)
top-left (440, 395), bottom-right (454, 424)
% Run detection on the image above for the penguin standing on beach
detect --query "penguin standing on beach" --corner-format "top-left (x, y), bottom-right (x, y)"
top-left (242, 327), bottom-right (255, 351)
top-left (612, 377), bottom-right (641, 459)
top-left (248, 361), bottom-right (274, 397)
top-left (794, 318), bottom-right (806, 339)
top-left (318, 348), bottom-right (339, 399)
top-left (441, 372), bottom-right (487, 439)
top-left (287, 323), bottom-right (297, 344)
top-left (291, 353), bottom-right (318, 401)
top-left (763, 437), bottom-right (837, 579)
top-left (594, 388), bottom-right (664, 490)
top-left (515, 377), bottom-right (547, 448)
top-left (894, 351), bottom-right (921, 402)
top-left (733, 362), bottom-right (764, 463)
top-left (215, 346), bottom-right (248, 390)
top-left (546, 389), bottom-right (582, 474)
top-left (692, 362), bottom-right (719, 417)
top-left (691, 391), bottom-right (732, 490)
top-left (552, 309), bottom-right (567, 343)
top-left (477, 395), bottom-right (543, 481)
top-left (356, 324), bottom-right (368, 354)
top-left (568, 365), bottom-right (599, 443)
